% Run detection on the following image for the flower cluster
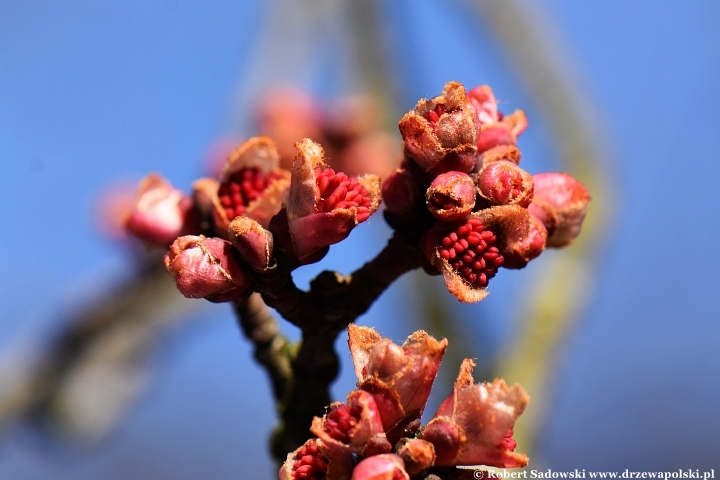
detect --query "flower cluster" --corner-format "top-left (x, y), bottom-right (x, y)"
top-left (279, 325), bottom-right (529, 480)
top-left (385, 81), bottom-right (590, 302)
top-left (125, 135), bottom-right (381, 301)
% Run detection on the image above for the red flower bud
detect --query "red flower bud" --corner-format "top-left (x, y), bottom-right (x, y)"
top-left (279, 438), bottom-right (354, 480)
top-left (395, 438), bottom-right (436, 476)
top-left (476, 110), bottom-right (528, 154)
top-left (125, 173), bottom-right (199, 246)
top-left (164, 235), bottom-right (250, 303)
top-left (398, 81), bottom-right (479, 176)
top-left (382, 168), bottom-right (420, 217)
top-left (422, 206), bottom-right (543, 302)
top-left (347, 325), bottom-right (447, 444)
top-left (425, 171), bottom-right (476, 222)
top-left (467, 85), bottom-right (499, 125)
top-left (228, 216), bottom-right (274, 271)
top-left (311, 389), bottom-right (391, 456)
top-left (476, 160), bottom-right (534, 208)
top-left (424, 360), bottom-right (529, 469)
top-left (285, 139), bottom-right (381, 261)
top-left (193, 137), bottom-right (290, 237)
top-left (351, 454), bottom-right (409, 480)
top-left (528, 172), bottom-right (591, 247)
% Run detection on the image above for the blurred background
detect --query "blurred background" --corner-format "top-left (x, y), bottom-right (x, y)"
top-left (1, 0), bottom-right (719, 478)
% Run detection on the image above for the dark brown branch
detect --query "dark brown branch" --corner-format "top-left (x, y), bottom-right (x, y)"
top-left (267, 231), bottom-right (423, 460)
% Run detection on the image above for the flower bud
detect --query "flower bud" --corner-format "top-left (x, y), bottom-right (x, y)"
top-left (351, 454), bottom-right (409, 480)
top-left (398, 81), bottom-right (479, 176)
top-left (528, 172), bottom-right (591, 247)
top-left (228, 216), bottom-right (274, 271)
top-left (425, 360), bottom-right (529, 468)
top-left (476, 110), bottom-right (528, 154)
top-left (422, 206), bottom-right (542, 302)
top-left (467, 85), bottom-right (499, 125)
top-left (279, 438), bottom-right (354, 480)
top-left (395, 438), bottom-right (436, 476)
top-left (164, 235), bottom-right (250, 303)
top-left (477, 144), bottom-right (522, 167)
top-left (476, 160), bottom-right (534, 207)
top-left (425, 171), bottom-right (476, 222)
top-left (311, 389), bottom-right (391, 456)
top-left (125, 174), bottom-right (199, 246)
top-left (285, 139), bottom-right (381, 261)
top-left (347, 325), bottom-right (447, 444)
top-left (382, 168), bottom-right (420, 217)
top-left (193, 137), bottom-right (291, 237)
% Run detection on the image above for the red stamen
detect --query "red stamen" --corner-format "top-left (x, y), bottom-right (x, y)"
top-left (315, 167), bottom-right (373, 222)
top-left (323, 403), bottom-right (363, 444)
top-left (437, 218), bottom-right (504, 288)
top-left (291, 440), bottom-right (329, 480)
top-left (217, 168), bottom-right (282, 220)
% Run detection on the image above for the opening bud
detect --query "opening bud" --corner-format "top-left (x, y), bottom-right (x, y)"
top-left (228, 216), bottom-right (275, 271)
top-left (351, 454), bottom-right (409, 480)
top-left (426, 171), bottom-right (476, 222)
top-left (476, 160), bottom-right (534, 208)
top-left (164, 235), bottom-right (250, 303)
top-left (528, 172), bottom-right (591, 247)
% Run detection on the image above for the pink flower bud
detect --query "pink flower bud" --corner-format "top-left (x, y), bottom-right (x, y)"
top-left (467, 85), bottom-right (499, 125)
top-left (311, 390), bottom-right (391, 456)
top-left (125, 174), bottom-right (199, 246)
top-left (347, 325), bottom-right (447, 444)
top-left (395, 438), bottom-right (436, 476)
top-left (382, 168), bottom-right (420, 217)
top-left (476, 160), bottom-right (534, 208)
top-left (285, 139), bottom-right (381, 260)
top-left (424, 360), bottom-right (529, 468)
top-left (425, 171), bottom-right (476, 222)
top-left (476, 110), bottom-right (528, 154)
top-left (228, 216), bottom-right (274, 271)
top-left (422, 206), bottom-right (543, 303)
top-left (351, 454), bottom-right (409, 480)
top-left (193, 137), bottom-right (291, 238)
top-left (164, 235), bottom-right (250, 303)
top-left (279, 438), bottom-right (354, 480)
top-left (528, 172), bottom-right (591, 247)
top-left (398, 81), bottom-right (479, 176)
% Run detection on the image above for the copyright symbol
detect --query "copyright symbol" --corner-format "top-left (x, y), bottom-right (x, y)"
top-left (474, 472), bottom-right (485, 479)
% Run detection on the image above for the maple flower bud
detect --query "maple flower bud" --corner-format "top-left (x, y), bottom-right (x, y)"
top-left (279, 438), bottom-right (354, 480)
top-left (422, 206), bottom-right (544, 303)
top-left (476, 111), bottom-right (528, 155)
top-left (351, 454), bottom-right (409, 480)
top-left (347, 325), bottom-right (447, 444)
top-left (193, 136), bottom-right (290, 237)
top-left (285, 138), bottom-right (381, 261)
top-left (311, 389), bottom-right (391, 457)
top-left (164, 235), bottom-right (250, 303)
top-left (395, 438), bottom-right (436, 476)
top-left (423, 360), bottom-right (529, 469)
top-left (125, 173), bottom-right (199, 246)
top-left (476, 160), bottom-right (534, 208)
top-left (228, 216), bottom-right (274, 271)
top-left (467, 85), bottom-right (500, 126)
top-left (528, 172), bottom-right (591, 248)
top-left (425, 171), bottom-right (476, 222)
top-left (398, 81), bottom-right (479, 176)
top-left (382, 168), bottom-right (420, 217)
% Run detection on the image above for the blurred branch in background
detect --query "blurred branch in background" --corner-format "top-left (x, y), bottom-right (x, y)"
top-left (0, 257), bottom-right (202, 442)
top-left (470, 0), bottom-right (611, 461)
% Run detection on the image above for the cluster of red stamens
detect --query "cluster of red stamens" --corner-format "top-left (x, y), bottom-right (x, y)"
top-left (323, 403), bottom-right (361, 444)
top-left (291, 439), bottom-right (329, 480)
top-left (315, 167), bottom-right (372, 222)
top-left (218, 168), bottom-right (281, 220)
top-left (500, 429), bottom-right (517, 452)
top-left (438, 218), bottom-right (504, 288)
top-left (423, 103), bottom-right (446, 128)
